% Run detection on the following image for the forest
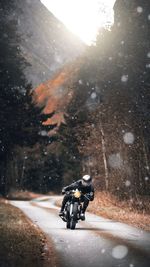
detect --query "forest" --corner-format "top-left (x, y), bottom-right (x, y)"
top-left (0, 0), bottom-right (149, 205)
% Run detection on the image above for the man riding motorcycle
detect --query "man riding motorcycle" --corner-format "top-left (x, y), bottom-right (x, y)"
top-left (59, 174), bottom-right (94, 220)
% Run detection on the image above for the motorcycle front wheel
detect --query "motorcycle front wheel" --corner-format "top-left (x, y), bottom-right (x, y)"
top-left (70, 218), bottom-right (76, 229)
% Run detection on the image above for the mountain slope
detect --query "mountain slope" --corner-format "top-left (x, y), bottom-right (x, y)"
top-left (1, 0), bottom-right (85, 87)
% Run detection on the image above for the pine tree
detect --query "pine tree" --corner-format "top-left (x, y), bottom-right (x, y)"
top-left (0, 1), bottom-right (55, 195)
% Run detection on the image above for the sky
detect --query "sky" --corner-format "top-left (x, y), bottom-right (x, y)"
top-left (41, 0), bottom-right (116, 44)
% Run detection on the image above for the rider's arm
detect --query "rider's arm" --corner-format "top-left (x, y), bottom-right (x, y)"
top-left (63, 181), bottom-right (79, 192)
top-left (85, 186), bottom-right (94, 201)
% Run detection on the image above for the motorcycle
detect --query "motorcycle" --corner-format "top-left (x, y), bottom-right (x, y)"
top-left (60, 189), bottom-right (88, 230)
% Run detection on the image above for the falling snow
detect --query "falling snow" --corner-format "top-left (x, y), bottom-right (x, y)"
top-left (121, 75), bottom-right (129, 82)
top-left (39, 130), bottom-right (47, 136)
top-left (125, 180), bottom-right (131, 187)
top-left (123, 132), bottom-right (135, 145)
top-left (146, 63), bottom-right (150, 68)
top-left (108, 153), bottom-right (123, 169)
top-left (78, 79), bottom-right (83, 85)
top-left (137, 6), bottom-right (143, 13)
top-left (112, 245), bottom-right (128, 259)
top-left (147, 52), bottom-right (150, 58)
top-left (91, 92), bottom-right (97, 99)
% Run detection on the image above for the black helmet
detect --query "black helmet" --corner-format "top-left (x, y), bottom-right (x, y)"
top-left (82, 174), bottom-right (92, 186)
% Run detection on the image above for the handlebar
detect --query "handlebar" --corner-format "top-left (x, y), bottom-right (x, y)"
top-left (62, 189), bottom-right (93, 200)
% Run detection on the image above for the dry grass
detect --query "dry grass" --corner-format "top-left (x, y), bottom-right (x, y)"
top-left (0, 199), bottom-right (58, 267)
top-left (88, 192), bottom-right (150, 231)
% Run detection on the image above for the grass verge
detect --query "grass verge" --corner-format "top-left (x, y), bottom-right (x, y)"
top-left (89, 192), bottom-right (150, 231)
top-left (0, 199), bottom-right (58, 267)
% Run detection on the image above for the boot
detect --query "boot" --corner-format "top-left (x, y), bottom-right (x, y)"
top-left (80, 212), bottom-right (85, 221)
top-left (59, 209), bottom-right (64, 217)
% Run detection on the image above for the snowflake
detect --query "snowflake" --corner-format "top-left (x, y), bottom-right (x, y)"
top-left (125, 180), bottom-right (131, 187)
top-left (147, 52), bottom-right (150, 58)
top-left (137, 6), bottom-right (143, 13)
top-left (101, 248), bottom-right (105, 254)
top-left (108, 153), bottom-right (123, 169)
top-left (39, 130), bottom-right (47, 136)
top-left (91, 92), bottom-right (97, 99)
top-left (146, 64), bottom-right (150, 68)
top-left (121, 75), bottom-right (128, 82)
top-left (78, 79), bottom-right (83, 85)
top-left (123, 132), bottom-right (135, 144)
top-left (112, 245), bottom-right (128, 259)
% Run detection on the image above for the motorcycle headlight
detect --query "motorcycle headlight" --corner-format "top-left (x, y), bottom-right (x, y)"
top-left (74, 190), bottom-right (81, 198)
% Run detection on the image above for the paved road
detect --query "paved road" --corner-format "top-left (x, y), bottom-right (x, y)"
top-left (11, 196), bottom-right (150, 267)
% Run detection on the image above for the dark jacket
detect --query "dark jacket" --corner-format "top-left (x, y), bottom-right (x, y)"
top-left (63, 180), bottom-right (94, 200)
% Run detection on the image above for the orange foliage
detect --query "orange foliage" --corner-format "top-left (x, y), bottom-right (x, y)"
top-left (34, 62), bottom-right (80, 126)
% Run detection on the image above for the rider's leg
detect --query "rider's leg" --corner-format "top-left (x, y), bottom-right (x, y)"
top-left (59, 194), bottom-right (70, 215)
top-left (82, 197), bottom-right (89, 213)
top-left (80, 196), bottom-right (89, 220)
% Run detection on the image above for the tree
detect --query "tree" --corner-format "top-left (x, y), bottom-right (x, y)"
top-left (0, 1), bottom-right (55, 195)
top-left (59, 0), bottom-right (150, 198)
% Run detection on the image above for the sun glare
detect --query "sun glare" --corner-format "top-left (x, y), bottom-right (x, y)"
top-left (41, 0), bottom-right (116, 45)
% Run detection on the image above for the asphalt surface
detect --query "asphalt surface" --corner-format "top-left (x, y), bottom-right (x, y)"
top-left (11, 196), bottom-right (150, 267)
